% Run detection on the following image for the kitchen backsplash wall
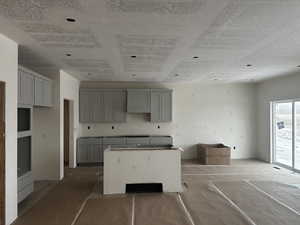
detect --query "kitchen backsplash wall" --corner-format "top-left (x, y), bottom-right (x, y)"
top-left (79, 81), bottom-right (257, 159)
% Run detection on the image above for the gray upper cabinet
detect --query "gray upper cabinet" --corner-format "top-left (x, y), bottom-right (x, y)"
top-left (127, 89), bottom-right (151, 113)
top-left (43, 79), bottom-right (53, 107)
top-left (18, 66), bottom-right (52, 107)
top-left (18, 69), bottom-right (34, 106)
top-left (79, 89), bottom-right (126, 123)
top-left (34, 77), bottom-right (52, 107)
top-left (151, 89), bottom-right (172, 122)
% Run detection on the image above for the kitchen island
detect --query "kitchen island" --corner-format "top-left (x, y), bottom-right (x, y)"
top-left (103, 146), bottom-right (183, 195)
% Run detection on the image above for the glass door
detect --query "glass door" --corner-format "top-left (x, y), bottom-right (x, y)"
top-left (273, 102), bottom-right (293, 167)
top-left (295, 102), bottom-right (300, 170)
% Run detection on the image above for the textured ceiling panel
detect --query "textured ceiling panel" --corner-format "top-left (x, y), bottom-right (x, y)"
top-left (105, 0), bottom-right (203, 15)
top-left (118, 34), bottom-right (178, 72)
top-left (1, 0), bottom-right (300, 82)
top-left (0, 0), bottom-right (82, 21)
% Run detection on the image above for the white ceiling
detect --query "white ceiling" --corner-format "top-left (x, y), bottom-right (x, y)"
top-left (1, 0), bottom-right (300, 83)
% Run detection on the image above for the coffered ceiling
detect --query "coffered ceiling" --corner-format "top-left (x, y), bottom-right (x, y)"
top-left (0, 0), bottom-right (300, 82)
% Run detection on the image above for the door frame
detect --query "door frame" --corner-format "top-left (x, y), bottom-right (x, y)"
top-left (0, 81), bottom-right (5, 225)
top-left (271, 99), bottom-right (300, 173)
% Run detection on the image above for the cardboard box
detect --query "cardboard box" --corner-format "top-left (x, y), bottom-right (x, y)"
top-left (197, 144), bottom-right (231, 165)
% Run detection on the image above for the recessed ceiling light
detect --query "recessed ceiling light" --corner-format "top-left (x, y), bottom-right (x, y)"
top-left (66, 53), bottom-right (72, 56)
top-left (193, 56), bottom-right (199, 59)
top-left (131, 56), bottom-right (137, 58)
top-left (246, 64), bottom-right (252, 67)
top-left (66, 17), bottom-right (76, 22)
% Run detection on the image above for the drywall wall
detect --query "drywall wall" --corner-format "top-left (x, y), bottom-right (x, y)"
top-left (256, 72), bottom-right (300, 162)
top-left (0, 33), bottom-right (18, 225)
top-left (32, 69), bottom-right (61, 180)
top-left (80, 82), bottom-right (257, 159)
top-left (60, 70), bottom-right (80, 171)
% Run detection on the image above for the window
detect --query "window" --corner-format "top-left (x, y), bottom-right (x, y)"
top-left (272, 100), bottom-right (300, 171)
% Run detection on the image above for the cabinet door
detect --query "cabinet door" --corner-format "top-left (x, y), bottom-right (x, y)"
top-left (19, 70), bottom-right (34, 105)
top-left (94, 91), bottom-right (105, 122)
top-left (43, 79), bottom-right (52, 107)
top-left (103, 90), bottom-right (126, 122)
top-left (77, 141), bottom-right (88, 163)
top-left (34, 77), bottom-right (44, 106)
top-left (112, 90), bottom-right (126, 122)
top-left (151, 90), bottom-right (172, 122)
top-left (127, 89), bottom-right (150, 113)
top-left (80, 91), bottom-right (97, 123)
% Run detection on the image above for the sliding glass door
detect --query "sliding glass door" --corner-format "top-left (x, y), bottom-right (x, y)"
top-left (273, 100), bottom-right (300, 171)
top-left (295, 102), bottom-right (300, 170)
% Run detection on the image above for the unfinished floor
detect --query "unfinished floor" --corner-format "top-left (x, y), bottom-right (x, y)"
top-left (13, 160), bottom-right (300, 225)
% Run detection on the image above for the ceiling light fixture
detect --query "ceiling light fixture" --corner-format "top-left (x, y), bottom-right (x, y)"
top-left (66, 53), bottom-right (72, 56)
top-left (131, 56), bottom-right (137, 58)
top-left (246, 64), bottom-right (252, 67)
top-left (66, 17), bottom-right (76, 22)
top-left (193, 56), bottom-right (199, 59)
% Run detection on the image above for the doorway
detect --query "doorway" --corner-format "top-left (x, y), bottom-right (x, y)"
top-left (0, 81), bottom-right (5, 225)
top-left (64, 100), bottom-right (70, 167)
top-left (272, 100), bottom-right (300, 172)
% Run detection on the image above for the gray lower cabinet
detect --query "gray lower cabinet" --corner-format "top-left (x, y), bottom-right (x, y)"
top-left (150, 136), bottom-right (172, 146)
top-left (77, 136), bottom-right (172, 164)
top-left (77, 138), bottom-right (103, 163)
top-left (18, 69), bottom-right (35, 106)
top-left (151, 89), bottom-right (172, 122)
top-left (79, 89), bottom-right (126, 123)
top-left (127, 89), bottom-right (151, 113)
top-left (18, 171), bottom-right (33, 203)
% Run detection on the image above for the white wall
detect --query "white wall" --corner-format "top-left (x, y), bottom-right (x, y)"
top-left (59, 70), bottom-right (80, 172)
top-left (32, 70), bottom-right (61, 180)
top-left (256, 72), bottom-right (300, 162)
top-left (80, 82), bottom-right (257, 159)
top-left (0, 34), bottom-right (18, 225)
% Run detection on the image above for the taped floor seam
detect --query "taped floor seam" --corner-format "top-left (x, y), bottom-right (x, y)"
top-left (208, 181), bottom-right (257, 225)
top-left (70, 192), bottom-right (92, 225)
top-left (244, 180), bottom-right (300, 216)
top-left (178, 193), bottom-right (196, 225)
top-left (131, 195), bottom-right (135, 225)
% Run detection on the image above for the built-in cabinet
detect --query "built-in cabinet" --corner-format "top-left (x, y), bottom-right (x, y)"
top-left (151, 89), bottom-right (172, 122)
top-left (17, 107), bottom-right (33, 203)
top-left (127, 89), bottom-right (151, 113)
top-left (77, 136), bottom-right (173, 164)
top-left (80, 88), bottom-right (172, 123)
top-left (18, 69), bottom-right (35, 106)
top-left (34, 77), bottom-right (52, 107)
top-left (18, 66), bottom-right (52, 107)
top-left (79, 89), bottom-right (126, 123)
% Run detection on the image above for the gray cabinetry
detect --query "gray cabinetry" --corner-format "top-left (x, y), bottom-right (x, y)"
top-left (150, 136), bottom-right (172, 146)
top-left (34, 77), bottom-right (52, 107)
top-left (151, 89), bottom-right (172, 122)
top-left (18, 69), bottom-right (34, 106)
top-left (79, 89), bottom-right (126, 123)
top-left (77, 138), bottom-right (102, 163)
top-left (103, 90), bottom-right (126, 122)
top-left (18, 66), bottom-right (52, 107)
top-left (127, 89), bottom-right (151, 113)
